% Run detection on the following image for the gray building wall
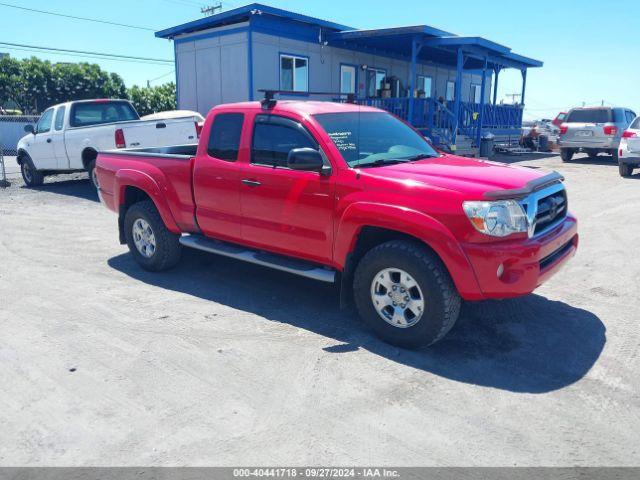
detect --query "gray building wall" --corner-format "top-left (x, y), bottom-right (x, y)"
top-left (175, 22), bottom-right (250, 113)
top-left (251, 32), bottom-right (492, 104)
top-left (174, 26), bottom-right (493, 114)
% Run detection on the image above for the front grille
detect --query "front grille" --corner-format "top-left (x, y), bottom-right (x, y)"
top-left (534, 189), bottom-right (567, 235)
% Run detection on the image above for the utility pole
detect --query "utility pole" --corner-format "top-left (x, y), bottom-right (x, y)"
top-left (505, 93), bottom-right (522, 105)
top-left (201, 3), bottom-right (222, 16)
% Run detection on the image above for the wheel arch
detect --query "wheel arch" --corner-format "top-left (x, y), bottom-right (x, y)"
top-left (114, 172), bottom-right (181, 244)
top-left (81, 147), bottom-right (98, 170)
top-left (335, 203), bottom-right (483, 305)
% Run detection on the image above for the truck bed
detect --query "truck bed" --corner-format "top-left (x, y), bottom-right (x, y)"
top-left (96, 144), bottom-right (199, 232)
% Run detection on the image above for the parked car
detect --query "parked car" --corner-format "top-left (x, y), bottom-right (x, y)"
top-left (552, 112), bottom-right (567, 128)
top-left (96, 100), bottom-right (578, 348)
top-left (558, 106), bottom-right (636, 162)
top-left (16, 99), bottom-right (200, 189)
top-left (618, 115), bottom-right (640, 177)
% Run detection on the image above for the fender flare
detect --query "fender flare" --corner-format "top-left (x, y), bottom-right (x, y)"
top-left (114, 169), bottom-right (181, 234)
top-left (335, 202), bottom-right (483, 299)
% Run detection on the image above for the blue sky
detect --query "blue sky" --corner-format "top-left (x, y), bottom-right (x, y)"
top-left (1, 0), bottom-right (638, 120)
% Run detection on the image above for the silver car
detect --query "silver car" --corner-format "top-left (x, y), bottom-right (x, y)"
top-left (558, 107), bottom-right (637, 162)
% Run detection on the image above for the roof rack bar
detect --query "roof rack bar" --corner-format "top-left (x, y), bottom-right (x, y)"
top-left (258, 89), bottom-right (356, 109)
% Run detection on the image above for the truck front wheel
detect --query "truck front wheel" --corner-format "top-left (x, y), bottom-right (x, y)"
top-left (124, 200), bottom-right (182, 271)
top-left (20, 155), bottom-right (44, 187)
top-left (353, 240), bottom-right (461, 348)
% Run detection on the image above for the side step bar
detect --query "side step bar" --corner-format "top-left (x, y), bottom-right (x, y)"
top-left (179, 235), bottom-right (336, 283)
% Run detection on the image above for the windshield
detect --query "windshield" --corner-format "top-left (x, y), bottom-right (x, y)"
top-left (314, 111), bottom-right (438, 167)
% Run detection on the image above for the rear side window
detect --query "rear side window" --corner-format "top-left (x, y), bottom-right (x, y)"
top-left (566, 109), bottom-right (612, 123)
top-left (251, 115), bottom-right (317, 167)
top-left (54, 106), bottom-right (66, 131)
top-left (207, 113), bottom-right (244, 161)
top-left (70, 101), bottom-right (139, 127)
top-left (631, 117), bottom-right (640, 130)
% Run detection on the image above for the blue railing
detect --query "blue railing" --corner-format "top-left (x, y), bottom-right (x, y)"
top-left (351, 97), bottom-right (523, 148)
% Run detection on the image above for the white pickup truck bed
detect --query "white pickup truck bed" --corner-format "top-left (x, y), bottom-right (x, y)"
top-left (16, 99), bottom-right (199, 188)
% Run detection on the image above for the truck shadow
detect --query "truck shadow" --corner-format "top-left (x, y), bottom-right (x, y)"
top-left (25, 178), bottom-right (98, 202)
top-left (108, 249), bottom-right (605, 394)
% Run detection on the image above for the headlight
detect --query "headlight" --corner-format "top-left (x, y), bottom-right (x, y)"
top-left (462, 200), bottom-right (528, 237)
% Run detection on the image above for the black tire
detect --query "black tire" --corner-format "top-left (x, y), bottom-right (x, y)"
top-left (20, 155), bottom-right (44, 187)
top-left (611, 149), bottom-right (619, 162)
top-left (124, 200), bottom-right (182, 271)
top-left (560, 148), bottom-right (573, 162)
top-left (87, 159), bottom-right (99, 189)
top-left (353, 240), bottom-right (461, 349)
top-left (619, 162), bottom-right (633, 177)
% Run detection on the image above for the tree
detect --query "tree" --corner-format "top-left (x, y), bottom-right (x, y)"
top-left (0, 56), bottom-right (129, 113)
top-left (126, 82), bottom-right (176, 116)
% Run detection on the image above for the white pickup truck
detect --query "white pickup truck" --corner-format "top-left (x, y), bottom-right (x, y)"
top-left (16, 99), bottom-right (200, 188)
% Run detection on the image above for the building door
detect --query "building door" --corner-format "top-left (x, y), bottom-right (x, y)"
top-left (238, 114), bottom-right (334, 265)
top-left (340, 65), bottom-right (356, 97)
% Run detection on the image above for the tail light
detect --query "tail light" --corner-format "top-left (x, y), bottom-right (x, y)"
top-left (115, 128), bottom-right (126, 148)
top-left (195, 121), bottom-right (203, 138)
top-left (559, 124), bottom-right (568, 135)
top-left (603, 125), bottom-right (618, 136)
top-left (622, 130), bottom-right (637, 138)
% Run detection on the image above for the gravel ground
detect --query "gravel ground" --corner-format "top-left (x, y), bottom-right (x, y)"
top-left (0, 153), bottom-right (639, 466)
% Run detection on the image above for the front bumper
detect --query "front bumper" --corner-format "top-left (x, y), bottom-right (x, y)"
top-left (460, 214), bottom-right (578, 299)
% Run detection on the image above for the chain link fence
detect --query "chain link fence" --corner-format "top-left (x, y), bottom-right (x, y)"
top-left (0, 115), bottom-right (39, 187)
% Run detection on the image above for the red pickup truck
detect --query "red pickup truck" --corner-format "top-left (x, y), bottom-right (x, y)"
top-left (96, 99), bottom-right (578, 348)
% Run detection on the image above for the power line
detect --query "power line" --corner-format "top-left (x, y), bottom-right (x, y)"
top-left (2, 45), bottom-right (171, 66)
top-left (0, 1), bottom-right (157, 31)
top-left (0, 41), bottom-right (173, 64)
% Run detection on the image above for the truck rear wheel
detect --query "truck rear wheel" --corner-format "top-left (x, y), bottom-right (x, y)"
top-left (87, 160), bottom-right (99, 189)
top-left (124, 200), bottom-right (182, 271)
top-left (560, 148), bottom-right (573, 162)
top-left (20, 155), bottom-right (44, 187)
top-left (619, 162), bottom-right (633, 177)
top-left (353, 240), bottom-right (461, 349)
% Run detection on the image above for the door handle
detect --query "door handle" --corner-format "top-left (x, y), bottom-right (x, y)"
top-left (242, 179), bottom-right (261, 187)
top-left (46, 138), bottom-right (52, 143)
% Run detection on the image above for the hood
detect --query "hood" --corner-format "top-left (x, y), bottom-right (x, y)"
top-left (359, 154), bottom-right (549, 199)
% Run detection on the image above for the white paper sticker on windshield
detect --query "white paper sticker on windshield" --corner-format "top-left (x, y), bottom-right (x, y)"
top-left (328, 131), bottom-right (356, 151)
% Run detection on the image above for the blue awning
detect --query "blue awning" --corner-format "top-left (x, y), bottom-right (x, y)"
top-left (327, 26), bottom-right (542, 70)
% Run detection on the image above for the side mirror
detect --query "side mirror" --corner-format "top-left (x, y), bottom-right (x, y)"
top-left (24, 124), bottom-right (35, 134)
top-left (287, 148), bottom-right (328, 174)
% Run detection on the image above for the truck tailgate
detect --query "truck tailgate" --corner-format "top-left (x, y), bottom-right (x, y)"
top-left (122, 118), bottom-right (198, 149)
top-left (96, 148), bottom-right (197, 232)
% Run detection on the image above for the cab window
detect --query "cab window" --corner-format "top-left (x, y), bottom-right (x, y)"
top-left (207, 113), bottom-right (244, 161)
top-left (251, 115), bottom-right (318, 168)
top-left (36, 109), bottom-right (54, 134)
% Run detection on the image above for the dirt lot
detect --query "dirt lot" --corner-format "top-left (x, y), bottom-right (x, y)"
top-left (0, 153), bottom-right (639, 466)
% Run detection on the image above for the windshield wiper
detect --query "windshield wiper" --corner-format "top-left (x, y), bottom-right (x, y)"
top-left (401, 153), bottom-right (439, 161)
top-left (356, 158), bottom-right (410, 168)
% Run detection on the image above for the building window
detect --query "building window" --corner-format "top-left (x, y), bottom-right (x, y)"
top-left (470, 84), bottom-right (482, 104)
top-left (445, 81), bottom-right (455, 102)
top-left (365, 68), bottom-right (386, 98)
top-left (207, 113), bottom-right (244, 161)
top-left (416, 75), bottom-right (432, 98)
top-left (280, 54), bottom-right (308, 92)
